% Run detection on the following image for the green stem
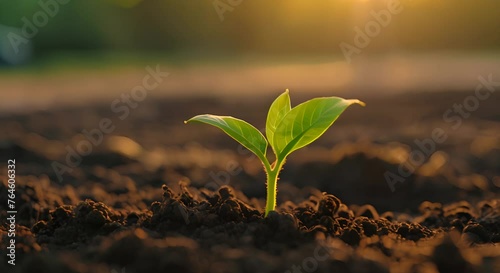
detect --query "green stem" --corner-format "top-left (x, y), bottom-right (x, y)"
top-left (264, 159), bottom-right (285, 217)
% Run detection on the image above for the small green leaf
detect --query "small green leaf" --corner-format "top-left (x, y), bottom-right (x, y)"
top-left (185, 115), bottom-right (268, 163)
top-left (273, 97), bottom-right (365, 159)
top-left (266, 89), bottom-right (291, 154)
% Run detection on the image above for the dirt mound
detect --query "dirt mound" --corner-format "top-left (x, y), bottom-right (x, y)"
top-left (13, 183), bottom-right (496, 273)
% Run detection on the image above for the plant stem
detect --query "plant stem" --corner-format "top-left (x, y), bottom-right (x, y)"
top-left (264, 159), bottom-right (285, 217)
top-left (265, 169), bottom-right (278, 217)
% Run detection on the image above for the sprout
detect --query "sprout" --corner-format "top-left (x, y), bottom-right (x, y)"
top-left (186, 90), bottom-right (365, 216)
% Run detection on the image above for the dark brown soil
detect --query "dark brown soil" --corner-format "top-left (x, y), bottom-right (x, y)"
top-left (0, 91), bottom-right (499, 273)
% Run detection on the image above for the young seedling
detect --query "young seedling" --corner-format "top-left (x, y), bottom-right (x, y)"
top-left (185, 90), bottom-right (365, 216)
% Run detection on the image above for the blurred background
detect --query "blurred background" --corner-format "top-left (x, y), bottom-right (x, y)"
top-left (1, 0), bottom-right (500, 111)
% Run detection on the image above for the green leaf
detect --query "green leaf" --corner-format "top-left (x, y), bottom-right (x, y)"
top-left (266, 89), bottom-right (291, 154)
top-left (273, 97), bottom-right (365, 159)
top-left (185, 115), bottom-right (268, 163)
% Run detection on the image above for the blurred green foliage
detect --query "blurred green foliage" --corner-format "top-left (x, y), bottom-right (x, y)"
top-left (1, 0), bottom-right (500, 58)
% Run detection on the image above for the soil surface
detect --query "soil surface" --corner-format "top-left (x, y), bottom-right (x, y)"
top-left (0, 91), bottom-right (499, 273)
